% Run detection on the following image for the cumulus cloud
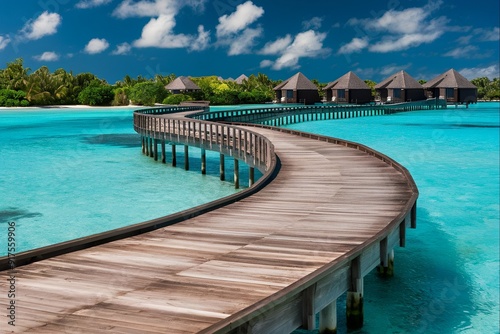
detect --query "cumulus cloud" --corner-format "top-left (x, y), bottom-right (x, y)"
top-left (227, 27), bottom-right (262, 55)
top-left (0, 35), bottom-right (11, 50)
top-left (216, 1), bottom-right (264, 38)
top-left (459, 65), bottom-right (499, 80)
top-left (20, 11), bottom-right (62, 40)
top-left (76, 0), bottom-right (112, 9)
top-left (337, 37), bottom-right (368, 55)
top-left (113, 0), bottom-right (205, 18)
top-left (133, 14), bottom-right (209, 51)
top-left (215, 1), bottom-right (264, 55)
top-left (114, 0), bottom-right (209, 51)
top-left (346, 0), bottom-right (447, 53)
top-left (112, 42), bottom-right (132, 55)
top-left (260, 59), bottom-right (273, 68)
top-left (259, 35), bottom-right (292, 55)
top-left (271, 30), bottom-right (330, 70)
top-left (302, 17), bottom-right (323, 30)
top-left (84, 38), bottom-right (109, 54)
top-left (34, 51), bottom-right (59, 61)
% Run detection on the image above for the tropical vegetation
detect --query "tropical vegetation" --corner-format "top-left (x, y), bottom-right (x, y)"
top-left (0, 58), bottom-right (498, 107)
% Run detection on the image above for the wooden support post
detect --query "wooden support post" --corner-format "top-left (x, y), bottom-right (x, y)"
top-left (184, 145), bottom-right (189, 170)
top-left (411, 203), bottom-right (417, 228)
top-left (153, 139), bottom-right (158, 161)
top-left (302, 284), bottom-right (316, 330)
top-left (399, 221), bottom-right (406, 247)
top-left (171, 144), bottom-right (177, 167)
top-left (249, 167), bottom-right (255, 187)
top-left (144, 137), bottom-right (149, 156)
top-left (347, 256), bottom-right (363, 329)
top-left (220, 154), bottom-right (225, 181)
top-left (161, 140), bottom-right (166, 163)
top-left (378, 237), bottom-right (394, 277)
top-left (201, 149), bottom-right (206, 174)
top-left (148, 137), bottom-right (153, 158)
top-left (234, 159), bottom-right (239, 189)
top-left (141, 137), bottom-right (145, 154)
top-left (319, 300), bottom-right (337, 334)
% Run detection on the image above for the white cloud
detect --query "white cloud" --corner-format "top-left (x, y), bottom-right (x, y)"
top-left (459, 65), bottom-right (499, 80)
top-left (369, 30), bottom-right (442, 52)
top-left (260, 59), bottom-right (273, 68)
top-left (337, 37), bottom-right (368, 55)
top-left (302, 17), bottom-right (323, 30)
top-left (34, 51), bottom-right (59, 61)
top-left (216, 1), bottom-right (264, 38)
top-left (259, 35), bottom-right (292, 55)
top-left (191, 25), bottom-right (211, 51)
top-left (76, 0), bottom-right (112, 9)
top-left (112, 42), bottom-right (132, 55)
top-left (379, 63), bottom-right (411, 76)
top-left (84, 38), bottom-right (109, 54)
top-left (346, 0), bottom-right (447, 53)
top-left (444, 45), bottom-right (479, 59)
top-left (20, 11), bottom-right (62, 40)
top-left (133, 14), bottom-right (209, 51)
top-left (479, 27), bottom-right (500, 42)
top-left (0, 35), bottom-right (11, 51)
top-left (228, 27), bottom-right (262, 55)
top-left (113, 0), bottom-right (205, 18)
top-left (271, 30), bottom-right (330, 70)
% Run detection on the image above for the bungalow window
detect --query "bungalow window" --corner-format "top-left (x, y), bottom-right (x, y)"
top-left (446, 88), bottom-right (454, 98)
top-left (337, 89), bottom-right (345, 98)
top-left (286, 90), bottom-right (294, 99)
top-left (393, 89), bottom-right (401, 99)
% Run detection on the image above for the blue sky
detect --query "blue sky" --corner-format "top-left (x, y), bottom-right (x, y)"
top-left (0, 0), bottom-right (498, 83)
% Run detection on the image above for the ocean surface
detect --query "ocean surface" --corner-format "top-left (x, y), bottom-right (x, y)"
top-left (0, 103), bottom-right (498, 333)
top-left (0, 107), bottom-right (246, 254)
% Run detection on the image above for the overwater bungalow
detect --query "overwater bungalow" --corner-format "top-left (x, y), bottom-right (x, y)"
top-left (165, 76), bottom-right (201, 94)
top-left (274, 72), bottom-right (321, 105)
top-left (375, 70), bottom-right (425, 103)
top-left (422, 69), bottom-right (477, 104)
top-left (323, 71), bottom-right (372, 104)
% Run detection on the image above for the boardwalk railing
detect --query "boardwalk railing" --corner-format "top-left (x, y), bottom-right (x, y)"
top-left (133, 112), bottom-right (273, 173)
top-left (189, 98), bottom-right (446, 126)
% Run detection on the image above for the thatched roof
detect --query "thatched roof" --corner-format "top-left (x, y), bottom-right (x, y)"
top-left (374, 70), bottom-right (423, 89)
top-left (422, 69), bottom-right (476, 89)
top-left (324, 71), bottom-right (369, 90)
top-left (235, 74), bottom-right (248, 84)
top-left (165, 76), bottom-right (200, 90)
top-left (274, 72), bottom-right (318, 91)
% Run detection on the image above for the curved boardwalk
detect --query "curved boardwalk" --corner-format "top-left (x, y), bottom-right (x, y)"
top-left (0, 109), bottom-right (417, 333)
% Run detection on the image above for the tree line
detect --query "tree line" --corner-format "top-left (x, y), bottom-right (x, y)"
top-left (0, 58), bottom-right (498, 107)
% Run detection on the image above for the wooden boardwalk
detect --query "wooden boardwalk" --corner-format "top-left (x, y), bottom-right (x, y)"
top-left (0, 120), bottom-right (416, 333)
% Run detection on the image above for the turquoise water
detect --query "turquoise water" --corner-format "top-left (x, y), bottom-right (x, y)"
top-left (287, 102), bottom-right (499, 334)
top-left (0, 108), bottom-right (244, 254)
top-left (0, 104), bottom-right (498, 333)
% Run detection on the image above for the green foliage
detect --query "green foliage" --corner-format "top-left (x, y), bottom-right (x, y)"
top-left (162, 94), bottom-right (192, 105)
top-left (364, 79), bottom-right (377, 97)
top-left (77, 80), bottom-right (114, 106)
top-left (0, 89), bottom-right (29, 107)
top-left (129, 82), bottom-right (168, 106)
top-left (113, 87), bottom-right (130, 106)
top-left (471, 77), bottom-right (500, 100)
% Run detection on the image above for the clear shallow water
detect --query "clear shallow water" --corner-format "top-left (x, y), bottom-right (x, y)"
top-left (0, 108), bottom-right (245, 254)
top-left (287, 102), bottom-right (499, 334)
